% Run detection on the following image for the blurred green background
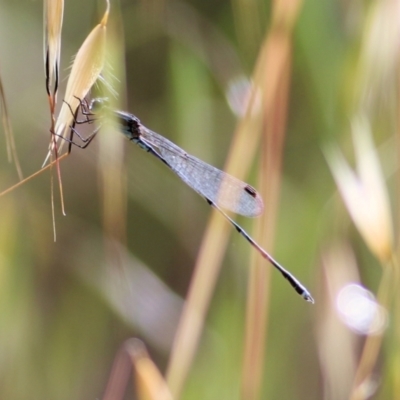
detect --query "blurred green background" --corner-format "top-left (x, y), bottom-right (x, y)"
top-left (0, 0), bottom-right (397, 399)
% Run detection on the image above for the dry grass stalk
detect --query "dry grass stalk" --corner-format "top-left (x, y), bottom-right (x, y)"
top-left (44, 0), bottom-right (110, 164)
top-left (165, 64), bottom-right (262, 400)
top-left (357, 0), bottom-right (400, 112)
top-left (349, 261), bottom-right (396, 400)
top-left (44, 0), bottom-right (64, 103)
top-left (0, 153), bottom-right (69, 198)
top-left (330, 2), bottom-right (400, 397)
top-left (102, 339), bottom-right (173, 400)
top-left (324, 118), bottom-right (394, 264)
top-left (43, 0), bottom-right (65, 230)
top-left (325, 117), bottom-right (397, 399)
top-left (98, 25), bottom-right (128, 249)
top-left (166, 1), bottom-right (304, 397)
top-left (241, 0), bottom-right (304, 398)
top-left (127, 339), bottom-right (173, 400)
top-left (0, 74), bottom-right (23, 180)
top-left (241, 36), bottom-right (291, 400)
top-left (43, 0), bottom-right (109, 226)
top-left (317, 244), bottom-right (359, 400)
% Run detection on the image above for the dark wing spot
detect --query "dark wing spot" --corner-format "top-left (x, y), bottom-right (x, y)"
top-left (244, 185), bottom-right (257, 198)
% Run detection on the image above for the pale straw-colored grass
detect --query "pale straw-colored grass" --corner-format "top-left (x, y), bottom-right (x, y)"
top-left (97, 18), bottom-right (128, 249)
top-left (325, 117), bottom-right (398, 400)
top-left (103, 339), bottom-right (173, 400)
top-left (0, 153), bottom-right (69, 198)
top-left (324, 1), bottom-right (400, 397)
top-left (43, 0), bottom-right (108, 230)
top-left (165, 0), bottom-right (308, 398)
top-left (241, 0), bottom-right (304, 397)
top-left (44, 0), bottom-right (110, 165)
top-left (44, 0), bottom-right (65, 232)
top-left (325, 118), bottom-right (394, 265)
top-left (317, 243), bottom-right (359, 400)
top-left (44, 0), bottom-right (64, 104)
top-left (0, 74), bottom-right (23, 180)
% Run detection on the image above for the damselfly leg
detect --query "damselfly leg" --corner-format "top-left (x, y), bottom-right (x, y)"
top-left (55, 98), bottom-right (101, 153)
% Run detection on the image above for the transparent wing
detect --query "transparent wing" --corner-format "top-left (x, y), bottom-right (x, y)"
top-left (140, 126), bottom-right (264, 218)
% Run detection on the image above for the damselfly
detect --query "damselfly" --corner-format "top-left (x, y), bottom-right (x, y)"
top-left (61, 98), bottom-right (314, 303)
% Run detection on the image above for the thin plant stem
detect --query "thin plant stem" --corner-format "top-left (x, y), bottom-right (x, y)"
top-left (241, 40), bottom-right (291, 400)
top-left (0, 153), bottom-right (69, 198)
top-left (0, 74), bottom-right (23, 180)
top-left (350, 255), bottom-right (398, 400)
